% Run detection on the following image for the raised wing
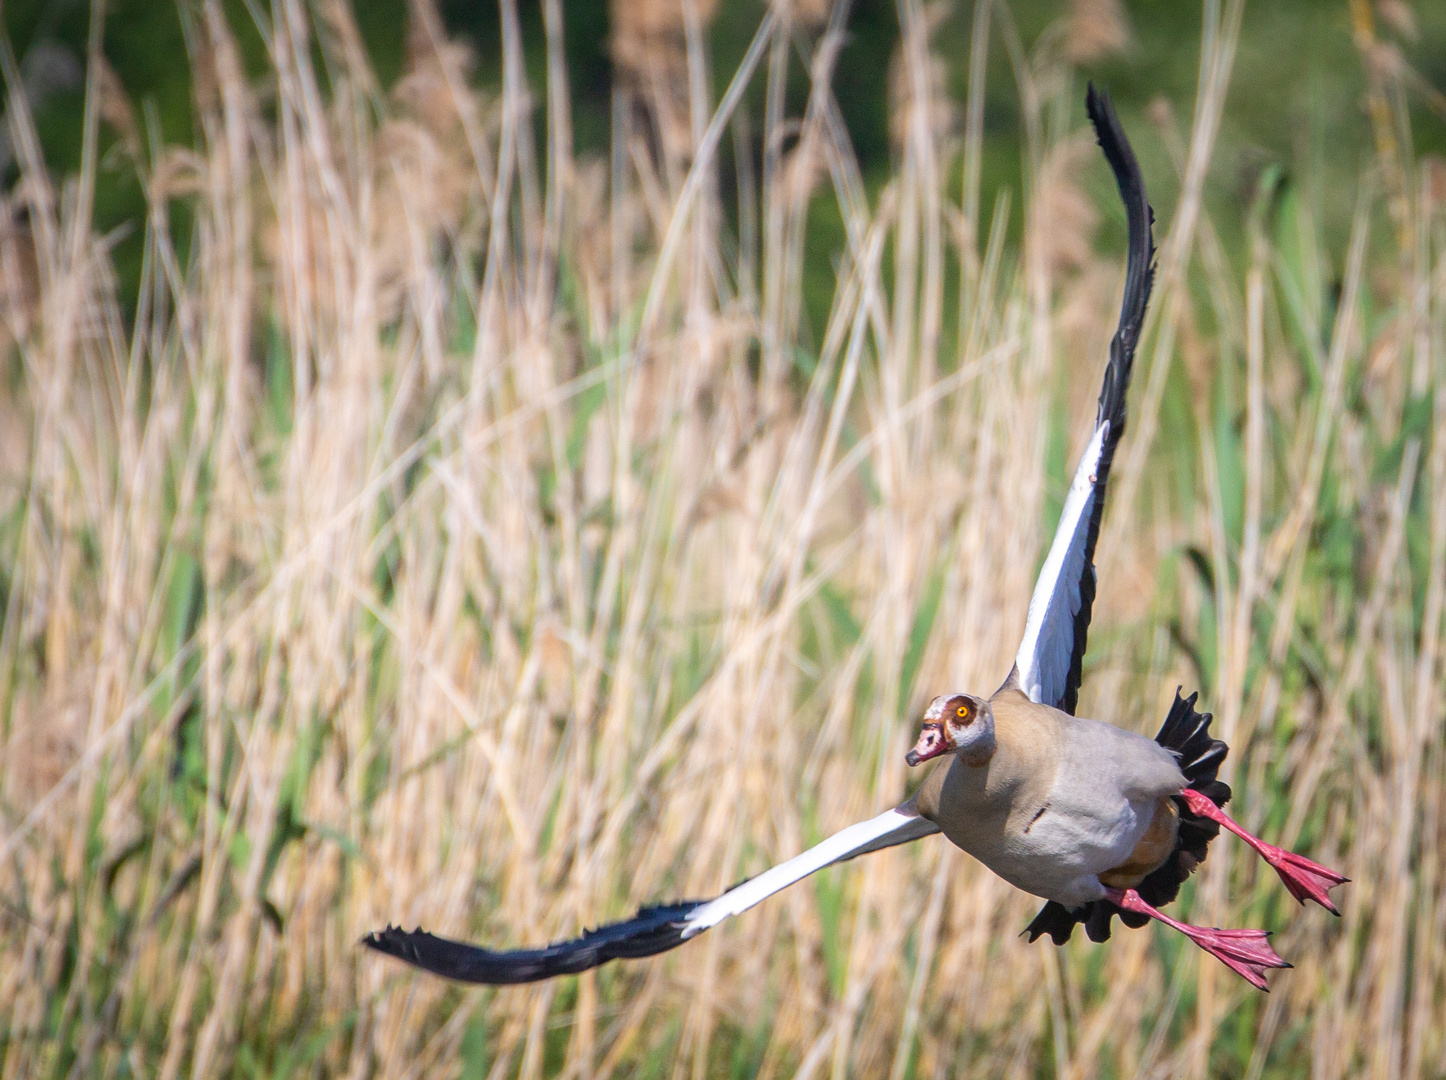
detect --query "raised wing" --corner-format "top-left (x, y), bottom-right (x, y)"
top-left (1012, 84), bottom-right (1155, 715)
top-left (363, 808), bottom-right (937, 984)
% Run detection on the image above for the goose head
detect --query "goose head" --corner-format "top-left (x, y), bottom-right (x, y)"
top-left (905, 693), bottom-right (995, 767)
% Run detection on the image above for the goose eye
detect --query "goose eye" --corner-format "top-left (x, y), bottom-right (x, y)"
top-left (955, 704), bottom-right (970, 720)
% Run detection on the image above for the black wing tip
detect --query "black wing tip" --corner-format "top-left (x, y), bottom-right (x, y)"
top-left (362, 923), bottom-right (458, 955)
top-left (1083, 82), bottom-right (1149, 217)
top-left (362, 924), bottom-right (395, 946)
top-left (1085, 82), bottom-right (1156, 437)
top-left (360, 924), bottom-right (512, 984)
top-left (1083, 84), bottom-right (1137, 195)
top-left (360, 901), bottom-right (709, 985)
top-left (1085, 81), bottom-right (1112, 133)
top-left (361, 924), bottom-right (417, 956)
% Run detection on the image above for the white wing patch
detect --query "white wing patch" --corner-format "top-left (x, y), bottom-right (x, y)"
top-left (681, 809), bottom-right (933, 937)
top-left (1014, 422), bottom-right (1109, 708)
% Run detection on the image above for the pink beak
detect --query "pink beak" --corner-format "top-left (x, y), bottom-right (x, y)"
top-left (905, 723), bottom-right (948, 767)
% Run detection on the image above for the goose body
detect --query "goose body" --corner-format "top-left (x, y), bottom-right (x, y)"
top-left (364, 85), bottom-right (1346, 991)
top-left (912, 689), bottom-right (1184, 909)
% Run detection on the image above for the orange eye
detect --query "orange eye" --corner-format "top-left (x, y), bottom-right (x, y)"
top-left (956, 704), bottom-right (969, 718)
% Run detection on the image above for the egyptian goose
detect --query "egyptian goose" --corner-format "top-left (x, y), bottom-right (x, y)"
top-left (364, 85), bottom-right (1346, 990)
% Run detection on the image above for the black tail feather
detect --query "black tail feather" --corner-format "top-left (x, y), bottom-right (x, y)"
top-left (1025, 689), bottom-right (1231, 945)
top-left (1024, 901), bottom-right (1079, 946)
top-left (1137, 690), bottom-right (1231, 912)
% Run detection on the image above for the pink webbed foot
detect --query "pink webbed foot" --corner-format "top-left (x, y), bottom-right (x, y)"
top-left (1181, 789), bottom-right (1349, 915)
top-left (1103, 887), bottom-right (1291, 991)
top-left (1258, 847), bottom-right (1350, 914)
top-left (1177, 926), bottom-right (1290, 991)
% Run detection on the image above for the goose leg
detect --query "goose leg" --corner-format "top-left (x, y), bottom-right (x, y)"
top-left (1180, 789), bottom-right (1348, 915)
top-left (1101, 887), bottom-right (1290, 991)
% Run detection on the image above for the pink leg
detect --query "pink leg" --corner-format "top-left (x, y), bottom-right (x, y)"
top-left (1102, 887), bottom-right (1290, 991)
top-left (1181, 789), bottom-right (1348, 915)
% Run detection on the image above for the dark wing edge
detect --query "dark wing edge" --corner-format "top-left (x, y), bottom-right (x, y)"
top-left (362, 808), bottom-right (937, 985)
top-left (1024, 689), bottom-right (1230, 945)
top-left (1015, 84), bottom-right (1156, 715)
top-left (1062, 83), bottom-right (1156, 716)
top-left (361, 900), bottom-right (707, 985)
top-left (1087, 82), bottom-right (1155, 441)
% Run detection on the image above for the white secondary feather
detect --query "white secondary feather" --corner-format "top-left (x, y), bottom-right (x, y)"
top-left (681, 809), bottom-right (934, 937)
top-left (1013, 422), bottom-right (1109, 709)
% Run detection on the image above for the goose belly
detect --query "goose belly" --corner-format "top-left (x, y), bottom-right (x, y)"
top-left (941, 794), bottom-right (1159, 907)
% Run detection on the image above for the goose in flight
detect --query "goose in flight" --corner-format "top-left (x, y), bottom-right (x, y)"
top-left (363, 85), bottom-right (1345, 990)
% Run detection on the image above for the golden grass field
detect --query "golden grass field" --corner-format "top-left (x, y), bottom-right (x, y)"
top-left (1, 0), bottom-right (1443, 1077)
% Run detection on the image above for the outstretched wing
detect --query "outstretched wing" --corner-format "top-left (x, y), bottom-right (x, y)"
top-left (363, 808), bottom-right (938, 984)
top-left (1011, 84), bottom-right (1155, 715)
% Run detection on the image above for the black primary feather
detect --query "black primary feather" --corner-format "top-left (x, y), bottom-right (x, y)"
top-left (1024, 689), bottom-right (1231, 945)
top-left (1058, 84), bottom-right (1157, 717)
top-left (361, 899), bottom-right (709, 985)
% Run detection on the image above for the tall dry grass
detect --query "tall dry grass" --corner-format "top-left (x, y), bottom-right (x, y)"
top-left (0, 1), bottom-right (1442, 1078)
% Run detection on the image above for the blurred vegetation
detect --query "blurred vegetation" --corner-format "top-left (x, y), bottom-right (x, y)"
top-left (8, 0), bottom-right (1446, 319)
